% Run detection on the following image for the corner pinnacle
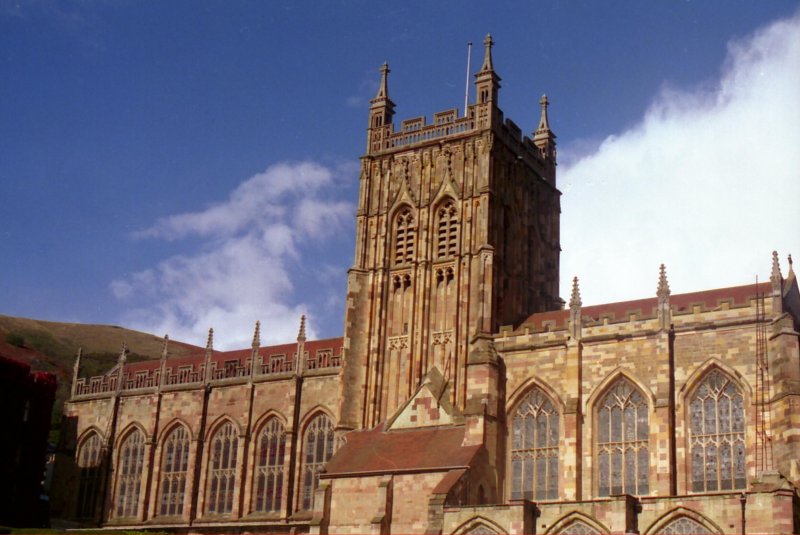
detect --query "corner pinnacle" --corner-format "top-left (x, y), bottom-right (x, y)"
top-left (569, 276), bottom-right (582, 310)
top-left (297, 315), bottom-right (307, 343)
top-left (657, 264), bottom-right (670, 301)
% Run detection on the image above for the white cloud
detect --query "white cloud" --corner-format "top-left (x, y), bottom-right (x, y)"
top-left (112, 161), bottom-right (354, 349)
top-left (560, 11), bottom-right (800, 306)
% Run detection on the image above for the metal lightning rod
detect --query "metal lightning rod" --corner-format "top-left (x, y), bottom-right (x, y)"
top-left (464, 41), bottom-right (472, 116)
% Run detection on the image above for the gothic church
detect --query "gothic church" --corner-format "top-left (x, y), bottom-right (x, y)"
top-left (53, 36), bottom-right (800, 534)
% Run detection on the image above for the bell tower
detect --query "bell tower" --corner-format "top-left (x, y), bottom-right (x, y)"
top-left (339, 37), bottom-right (562, 430)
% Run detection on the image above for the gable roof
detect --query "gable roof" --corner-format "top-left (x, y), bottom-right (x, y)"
top-left (323, 424), bottom-right (480, 477)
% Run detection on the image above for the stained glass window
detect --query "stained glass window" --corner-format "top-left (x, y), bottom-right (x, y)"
top-left (206, 421), bottom-right (238, 514)
top-left (660, 516), bottom-right (713, 534)
top-left (76, 432), bottom-right (103, 518)
top-left (596, 378), bottom-right (649, 496)
top-left (253, 417), bottom-right (286, 513)
top-left (301, 414), bottom-right (335, 510)
top-left (115, 429), bottom-right (146, 518)
top-left (394, 209), bottom-right (416, 264)
top-left (159, 426), bottom-right (190, 516)
top-left (689, 370), bottom-right (746, 492)
top-left (436, 200), bottom-right (459, 258)
top-left (511, 387), bottom-right (559, 500)
top-left (557, 520), bottom-right (601, 535)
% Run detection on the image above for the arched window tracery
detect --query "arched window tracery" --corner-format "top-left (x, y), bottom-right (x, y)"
top-left (206, 421), bottom-right (238, 515)
top-left (394, 208), bottom-right (416, 265)
top-left (76, 432), bottom-right (103, 518)
top-left (689, 369), bottom-right (746, 492)
top-left (596, 378), bottom-right (649, 496)
top-left (659, 516), bottom-right (714, 534)
top-left (300, 414), bottom-right (335, 510)
top-left (115, 428), bottom-right (146, 518)
top-left (510, 386), bottom-right (559, 500)
top-left (159, 425), bottom-right (190, 516)
top-left (253, 417), bottom-right (286, 513)
top-left (436, 199), bottom-right (459, 258)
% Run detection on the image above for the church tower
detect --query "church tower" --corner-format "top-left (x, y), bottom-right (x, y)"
top-left (339, 36), bottom-right (561, 430)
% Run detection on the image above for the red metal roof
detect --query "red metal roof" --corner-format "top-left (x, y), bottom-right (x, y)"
top-left (521, 282), bottom-right (771, 332)
top-left (323, 424), bottom-right (480, 477)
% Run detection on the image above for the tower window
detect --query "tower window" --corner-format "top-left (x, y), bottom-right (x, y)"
top-left (394, 208), bottom-right (416, 265)
top-left (436, 200), bottom-right (459, 258)
top-left (689, 369), bottom-right (745, 492)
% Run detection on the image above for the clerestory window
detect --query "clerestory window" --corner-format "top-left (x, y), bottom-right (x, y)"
top-left (596, 378), bottom-right (649, 496)
top-left (300, 414), bottom-right (335, 510)
top-left (689, 369), bottom-right (746, 492)
top-left (159, 425), bottom-right (190, 516)
top-left (510, 387), bottom-right (559, 500)
top-left (253, 417), bottom-right (286, 513)
top-left (115, 429), bottom-right (146, 518)
top-left (206, 421), bottom-right (238, 514)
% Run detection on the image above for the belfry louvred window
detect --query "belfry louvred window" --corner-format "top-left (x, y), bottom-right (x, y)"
top-left (689, 369), bottom-right (746, 492)
top-left (115, 429), bottom-right (146, 518)
top-left (510, 387), bottom-right (559, 500)
top-left (596, 378), bottom-right (649, 496)
top-left (436, 200), bottom-right (459, 258)
top-left (301, 414), bottom-right (335, 510)
top-left (394, 208), bottom-right (416, 264)
top-left (206, 421), bottom-right (238, 514)
top-left (159, 425), bottom-right (190, 516)
top-left (253, 417), bottom-right (286, 513)
top-left (76, 432), bottom-right (103, 518)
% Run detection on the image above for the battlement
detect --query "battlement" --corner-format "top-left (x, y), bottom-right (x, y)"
top-left (71, 336), bottom-right (343, 398)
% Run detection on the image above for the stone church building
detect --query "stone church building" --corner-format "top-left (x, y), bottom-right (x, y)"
top-left (52, 37), bottom-right (800, 534)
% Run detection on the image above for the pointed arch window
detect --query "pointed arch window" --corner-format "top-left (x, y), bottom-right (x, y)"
top-left (300, 414), bottom-right (335, 510)
top-left (596, 378), bottom-right (649, 496)
top-left (660, 517), bottom-right (713, 534)
top-left (159, 426), bottom-right (190, 516)
top-left (76, 432), bottom-right (103, 518)
top-left (253, 417), bottom-right (286, 513)
top-left (556, 520), bottom-right (601, 535)
top-left (689, 369), bottom-right (746, 492)
top-left (114, 429), bottom-right (146, 518)
top-left (206, 421), bottom-right (238, 514)
top-left (510, 387), bottom-right (559, 500)
top-left (436, 199), bottom-right (459, 258)
top-left (394, 208), bottom-right (416, 265)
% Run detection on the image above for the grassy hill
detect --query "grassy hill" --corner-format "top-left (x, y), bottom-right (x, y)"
top-left (0, 314), bottom-right (202, 442)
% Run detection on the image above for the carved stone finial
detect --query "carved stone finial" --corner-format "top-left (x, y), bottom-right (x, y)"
top-left (788, 254), bottom-right (794, 274)
top-left (252, 320), bottom-right (261, 348)
top-left (569, 276), bottom-right (582, 310)
top-left (537, 94), bottom-right (551, 132)
top-left (160, 334), bottom-right (169, 361)
top-left (118, 343), bottom-right (128, 364)
top-left (74, 347), bottom-right (82, 373)
top-left (770, 250), bottom-right (783, 287)
top-left (657, 264), bottom-right (671, 302)
top-left (297, 315), bottom-right (307, 343)
top-left (481, 33), bottom-right (494, 72)
top-left (205, 328), bottom-right (214, 353)
top-left (375, 62), bottom-right (390, 100)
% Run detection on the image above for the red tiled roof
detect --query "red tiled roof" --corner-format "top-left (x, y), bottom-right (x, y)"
top-left (323, 424), bottom-right (480, 477)
top-left (521, 282), bottom-right (771, 331)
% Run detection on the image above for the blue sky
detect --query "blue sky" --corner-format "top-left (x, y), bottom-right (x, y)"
top-left (1, 1), bottom-right (798, 349)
